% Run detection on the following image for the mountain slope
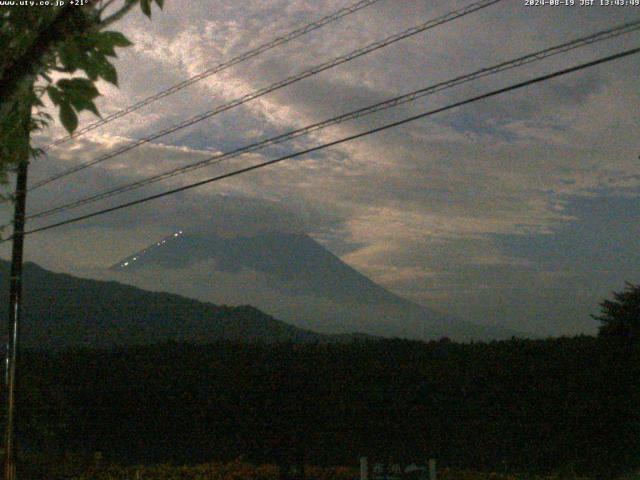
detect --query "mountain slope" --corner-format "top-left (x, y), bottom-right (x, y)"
top-left (108, 231), bottom-right (519, 340)
top-left (0, 260), bottom-right (354, 349)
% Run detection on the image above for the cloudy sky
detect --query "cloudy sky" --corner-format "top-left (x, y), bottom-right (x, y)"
top-left (2, 0), bottom-right (639, 337)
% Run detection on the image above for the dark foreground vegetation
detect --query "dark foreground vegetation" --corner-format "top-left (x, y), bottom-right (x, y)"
top-left (12, 335), bottom-right (640, 479)
top-left (18, 457), bottom-right (614, 480)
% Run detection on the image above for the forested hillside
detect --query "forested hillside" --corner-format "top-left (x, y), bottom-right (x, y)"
top-left (0, 261), bottom-right (349, 347)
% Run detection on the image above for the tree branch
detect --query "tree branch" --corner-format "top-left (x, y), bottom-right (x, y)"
top-left (100, 0), bottom-right (139, 28)
top-left (97, 0), bottom-right (119, 15)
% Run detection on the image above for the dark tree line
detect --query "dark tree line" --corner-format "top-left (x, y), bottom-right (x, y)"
top-left (12, 335), bottom-right (640, 478)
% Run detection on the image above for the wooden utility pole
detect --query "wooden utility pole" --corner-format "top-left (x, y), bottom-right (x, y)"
top-left (3, 112), bottom-right (31, 480)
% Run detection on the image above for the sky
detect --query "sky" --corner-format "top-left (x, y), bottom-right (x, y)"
top-left (1, 0), bottom-right (639, 337)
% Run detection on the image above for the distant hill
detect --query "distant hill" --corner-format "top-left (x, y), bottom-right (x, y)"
top-left (108, 231), bottom-right (520, 340)
top-left (0, 260), bottom-right (365, 349)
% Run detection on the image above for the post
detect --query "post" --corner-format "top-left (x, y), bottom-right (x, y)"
top-left (3, 130), bottom-right (30, 480)
top-left (360, 457), bottom-right (368, 480)
top-left (428, 459), bottom-right (436, 480)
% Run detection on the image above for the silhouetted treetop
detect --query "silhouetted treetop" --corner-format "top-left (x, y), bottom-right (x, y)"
top-left (593, 282), bottom-right (640, 340)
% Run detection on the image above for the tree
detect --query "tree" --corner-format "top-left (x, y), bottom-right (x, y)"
top-left (0, 3), bottom-right (165, 478)
top-left (0, 0), bottom-right (165, 180)
top-left (592, 282), bottom-right (640, 340)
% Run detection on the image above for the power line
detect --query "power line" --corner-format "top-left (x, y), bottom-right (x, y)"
top-left (41, 0), bottom-right (384, 151)
top-left (14, 46), bottom-right (640, 240)
top-left (26, 19), bottom-right (640, 221)
top-left (29, 0), bottom-right (503, 191)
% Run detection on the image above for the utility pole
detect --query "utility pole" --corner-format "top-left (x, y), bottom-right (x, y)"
top-left (3, 112), bottom-right (31, 480)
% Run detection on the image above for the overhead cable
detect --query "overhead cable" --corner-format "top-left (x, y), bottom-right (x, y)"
top-left (41, 0), bottom-right (385, 151)
top-left (27, 19), bottom-right (640, 220)
top-left (15, 45), bottom-right (640, 240)
top-left (29, 0), bottom-right (503, 190)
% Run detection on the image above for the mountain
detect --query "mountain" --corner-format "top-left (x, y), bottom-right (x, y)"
top-left (106, 231), bottom-right (519, 341)
top-left (0, 260), bottom-right (366, 349)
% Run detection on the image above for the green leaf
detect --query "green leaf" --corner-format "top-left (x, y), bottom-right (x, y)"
top-left (52, 78), bottom-right (102, 120)
top-left (57, 78), bottom-right (100, 101)
top-left (46, 86), bottom-right (63, 105)
top-left (59, 103), bottom-right (78, 133)
top-left (99, 61), bottom-right (118, 86)
top-left (83, 59), bottom-right (100, 81)
top-left (75, 52), bottom-right (119, 87)
top-left (74, 98), bottom-right (100, 117)
top-left (86, 32), bottom-right (115, 57)
top-left (59, 77), bottom-right (99, 94)
top-left (141, 0), bottom-right (152, 18)
top-left (99, 31), bottom-right (133, 48)
top-left (58, 42), bottom-right (82, 72)
top-left (155, 0), bottom-right (164, 8)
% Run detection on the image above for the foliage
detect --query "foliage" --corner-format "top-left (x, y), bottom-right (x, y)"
top-left (0, 0), bottom-right (164, 178)
top-left (14, 337), bottom-right (640, 479)
top-left (592, 282), bottom-right (640, 340)
top-left (23, 457), bottom-right (356, 480)
top-left (17, 457), bottom-right (622, 480)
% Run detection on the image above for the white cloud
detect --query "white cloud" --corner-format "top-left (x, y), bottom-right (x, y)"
top-left (6, 0), bottom-right (640, 336)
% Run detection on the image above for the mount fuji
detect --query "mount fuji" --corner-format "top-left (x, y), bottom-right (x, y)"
top-left (106, 229), bottom-right (517, 341)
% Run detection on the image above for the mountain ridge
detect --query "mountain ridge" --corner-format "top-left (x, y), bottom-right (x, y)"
top-left (0, 260), bottom-right (371, 349)
top-left (107, 231), bottom-right (521, 340)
